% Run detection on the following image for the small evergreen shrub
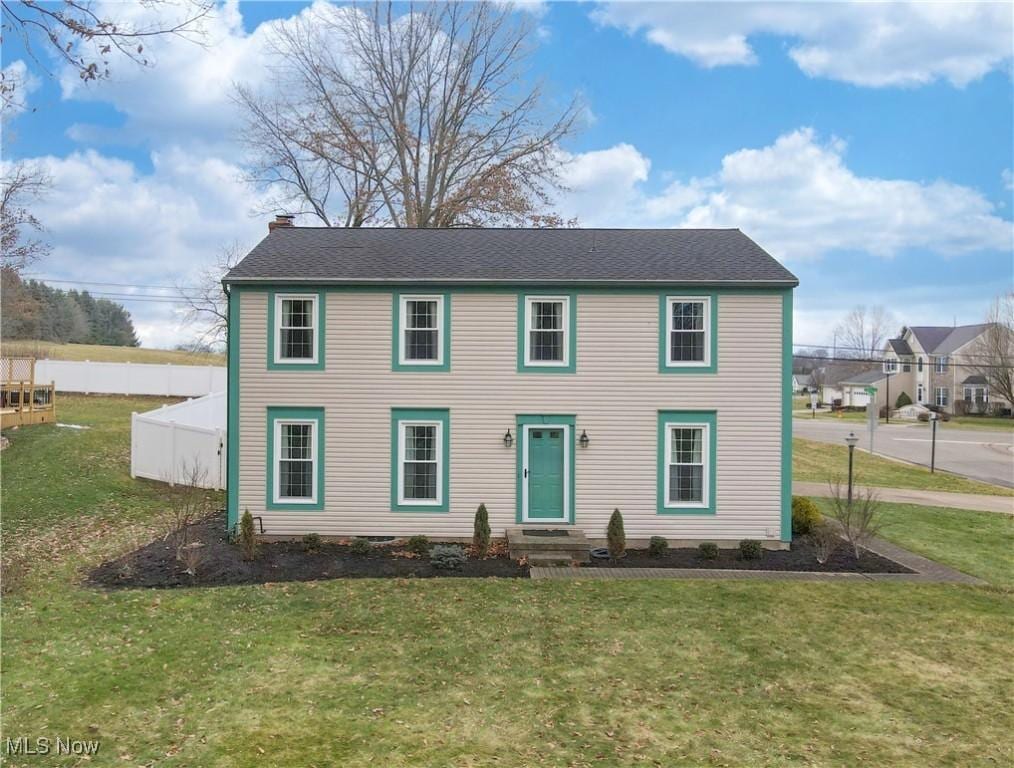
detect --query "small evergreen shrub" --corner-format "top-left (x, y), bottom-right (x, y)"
top-left (349, 537), bottom-right (372, 555)
top-left (739, 539), bottom-right (763, 560)
top-left (648, 536), bottom-right (668, 557)
top-left (606, 508), bottom-right (626, 559)
top-left (791, 496), bottom-right (823, 536)
top-left (895, 391), bottom-right (912, 408)
top-left (473, 503), bottom-right (491, 556)
top-left (430, 544), bottom-right (466, 570)
top-left (406, 535), bottom-right (430, 556)
top-left (302, 532), bottom-right (322, 553)
top-left (698, 542), bottom-right (719, 560)
top-left (239, 509), bottom-right (258, 561)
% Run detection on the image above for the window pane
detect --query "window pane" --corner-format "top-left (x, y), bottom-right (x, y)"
top-left (282, 299), bottom-right (312, 328)
top-left (407, 300), bottom-right (437, 330)
top-left (530, 330), bottom-right (563, 361)
top-left (669, 465), bottom-right (703, 503)
top-left (531, 301), bottom-right (562, 330)
top-left (282, 424), bottom-right (312, 460)
top-left (671, 301), bottom-right (704, 331)
top-left (404, 462), bottom-right (437, 500)
top-left (670, 330), bottom-right (705, 362)
top-left (671, 428), bottom-right (703, 464)
top-left (405, 425), bottom-right (436, 461)
top-left (281, 328), bottom-right (314, 359)
top-left (406, 329), bottom-right (438, 360)
top-left (280, 460), bottom-right (313, 498)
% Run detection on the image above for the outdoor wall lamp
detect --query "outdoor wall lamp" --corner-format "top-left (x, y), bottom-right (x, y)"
top-left (503, 428), bottom-right (513, 448)
top-left (579, 429), bottom-right (590, 448)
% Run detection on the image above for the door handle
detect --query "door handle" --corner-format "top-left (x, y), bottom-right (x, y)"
top-left (524, 468), bottom-right (528, 478)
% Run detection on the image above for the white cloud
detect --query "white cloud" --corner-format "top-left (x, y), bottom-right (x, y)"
top-left (591, 1), bottom-right (1013, 87)
top-left (558, 128), bottom-right (1012, 260)
top-left (13, 149), bottom-right (269, 348)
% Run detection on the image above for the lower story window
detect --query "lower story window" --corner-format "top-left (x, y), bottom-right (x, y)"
top-left (267, 407), bottom-right (324, 510)
top-left (935, 387), bottom-right (949, 407)
top-left (657, 411), bottom-right (716, 514)
top-left (391, 408), bottom-right (450, 511)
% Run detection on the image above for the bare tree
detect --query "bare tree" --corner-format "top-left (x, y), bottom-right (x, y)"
top-left (1, 160), bottom-right (51, 273)
top-left (237, 1), bottom-right (580, 228)
top-left (178, 242), bottom-right (242, 349)
top-left (835, 305), bottom-right (893, 360)
top-left (968, 292), bottom-right (1014, 415)
top-left (826, 479), bottom-right (883, 560)
top-left (0, 0), bottom-right (212, 111)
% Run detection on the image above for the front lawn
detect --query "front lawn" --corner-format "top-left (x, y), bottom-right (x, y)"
top-left (910, 415), bottom-right (1014, 432)
top-left (3, 395), bottom-right (1012, 767)
top-left (793, 437), bottom-right (1013, 497)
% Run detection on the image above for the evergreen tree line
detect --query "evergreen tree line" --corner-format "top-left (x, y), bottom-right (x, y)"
top-left (1, 271), bottom-right (139, 346)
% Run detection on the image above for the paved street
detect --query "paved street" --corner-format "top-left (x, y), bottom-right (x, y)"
top-left (794, 418), bottom-right (1014, 489)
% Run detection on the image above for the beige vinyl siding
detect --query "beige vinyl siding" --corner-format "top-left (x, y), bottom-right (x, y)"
top-left (238, 290), bottom-right (784, 540)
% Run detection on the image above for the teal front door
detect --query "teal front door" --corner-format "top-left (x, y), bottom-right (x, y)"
top-left (525, 426), bottom-right (566, 521)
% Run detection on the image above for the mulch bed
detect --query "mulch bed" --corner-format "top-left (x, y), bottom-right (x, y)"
top-left (87, 512), bottom-right (528, 589)
top-left (587, 539), bottom-right (913, 574)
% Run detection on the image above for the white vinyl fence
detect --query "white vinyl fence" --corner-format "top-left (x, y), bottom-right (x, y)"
top-left (37, 359), bottom-right (226, 397)
top-left (131, 392), bottom-right (227, 489)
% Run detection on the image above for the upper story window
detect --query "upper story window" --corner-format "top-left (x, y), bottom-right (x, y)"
top-left (902, 359), bottom-right (911, 372)
top-left (270, 292), bottom-right (325, 369)
top-left (917, 357), bottom-right (923, 373)
top-left (395, 294), bottom-right (448, 370)
top-left (659, 295), bottom-right (716, 374)
top-left (518, 294), bottom-right (575, 373)
top-left (883, 358), bottom-right (898, 373)
top-left (934, 356), bottom-right (948, 373)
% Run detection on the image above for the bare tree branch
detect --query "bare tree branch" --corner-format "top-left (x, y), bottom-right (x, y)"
top-left (1, 160), bottom-right (51, 273)
top-left (835, 305), bottom-right (894, 360)
top-left (177, 242), bottom-right (242, 349)
top-left (968, 292), bottom-right (1014, 415)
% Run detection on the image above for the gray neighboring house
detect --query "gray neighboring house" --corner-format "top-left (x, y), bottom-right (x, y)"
top-left (881, 324), bottom-right (1009, 414)
top-left (222, 224), bottom-right (799, 545)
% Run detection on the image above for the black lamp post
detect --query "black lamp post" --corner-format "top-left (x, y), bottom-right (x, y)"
top-left (845, 431), bottom-right (859, 503)
top-left (929, 413), bottom-right (939, 473)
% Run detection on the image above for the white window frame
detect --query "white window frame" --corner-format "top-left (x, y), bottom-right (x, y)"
top-left (398, 294), bottom-right (444, 366)
top-left (397, 419), bottom-right (444, 507)
top-left (523, 295), bottom-right (570, 367)
top-left (662, 421), bottom-right (710, 510)
top-left (273, 418), bottom-right (318, 505)
top-left (883, 358), bottom-right (898, 373)
top-left (274, 293), bottom-right (319, 365)
top-left (935, 387), bottom-right (949, 407)
top-left (665, 296), bottom-right (711, 368)
top-left (934, 356), bottom-right (948, 374)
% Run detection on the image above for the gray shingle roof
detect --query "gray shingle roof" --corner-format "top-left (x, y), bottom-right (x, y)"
top-left (888, 338), bottom-right (913, 356)
top-left (840, 369), bottom-right (889, 385)
top-left (224, 228), bottom-right (798, 285)
top-left (961, 374), bottom-right (988, 386)
top-left (908, 324), bottom-right (990, 355)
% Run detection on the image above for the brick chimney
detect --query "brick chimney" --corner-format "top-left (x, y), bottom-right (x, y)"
top-left (268, 214), bottom-right (295, 232)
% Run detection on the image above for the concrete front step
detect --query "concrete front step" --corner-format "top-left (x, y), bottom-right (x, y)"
top-left (506, 527), bottom-right (590, 562)
top-left (527, 551), bottom-right (586, 567)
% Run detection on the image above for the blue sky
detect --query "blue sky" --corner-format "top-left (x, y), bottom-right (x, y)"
top-left (3, 1), bottom-right (1012, 348)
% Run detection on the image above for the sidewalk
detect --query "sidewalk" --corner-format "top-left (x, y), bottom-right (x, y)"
top-left (793, 481), bottom-right (1014, 515)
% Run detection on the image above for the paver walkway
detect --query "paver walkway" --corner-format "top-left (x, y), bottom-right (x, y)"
top-left (793, 481), bottom-right (1013, 515)
top-left (531, 529), bottom-right (985, 585)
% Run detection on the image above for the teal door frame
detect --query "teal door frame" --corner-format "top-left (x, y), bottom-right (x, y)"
top-left (516, 414), bottom-right (575, 524)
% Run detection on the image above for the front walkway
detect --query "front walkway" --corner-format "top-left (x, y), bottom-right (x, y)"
top-left (531, 530), bottom-right (985, 585)
top-left (793, 481), bottom-right (1013, 515)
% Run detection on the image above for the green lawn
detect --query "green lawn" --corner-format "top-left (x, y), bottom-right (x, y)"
top-left (793, 437), bottom-right (1013, 497)
top-left (910, 415), bottom-right (1014, 432)
top-left (3, 396), bottom-right (1012, 767)
top-left (1, 339), bottom-right (224, 365)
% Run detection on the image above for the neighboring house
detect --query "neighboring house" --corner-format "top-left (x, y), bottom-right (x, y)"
top-left (838, 369), bottom-right (890, 410)
top-left (222, 223), bottom-right (798, 545)
top-left (880, 324), bottom-right (1009, 414)
top-left (792, 373), bottom-right (815, 394)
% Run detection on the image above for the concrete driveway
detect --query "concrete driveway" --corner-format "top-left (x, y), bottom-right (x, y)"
top-left (794, 418), bottom-right (1014, 489)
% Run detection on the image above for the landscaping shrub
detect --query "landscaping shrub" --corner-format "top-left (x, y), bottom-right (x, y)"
top-left (826, 480), bottom-right (883, 560)
top-left (430, 544), bottom-right (466, 570)
top-left (350, 537), bottom-right (372, 555)
top-left (895, 391), bottom-right (912, 408)
top-left (239, 509), bottom-right (258, 561)
top-left (809, 522), bottom-right (841, 564)
top-left (698, 542), bottom-right (719, 560)
top-left (180, 541), bottom-right (205, 577)
top-left (791, 496), bottom-right (822, 535)
top-left (302, 533), bottom-right (322, 553)
top-left (607, 508), bottom-right (626, 559)
top-left (648, 536), bottom-right (668, 557)
top-left (473, 503), bottom-right (491, 556)
top-left (739, 539), bottom-right (763, 560)
top-left (406, 535), bottom-right (430, 556)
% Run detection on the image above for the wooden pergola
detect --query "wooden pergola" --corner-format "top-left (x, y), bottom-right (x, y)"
top-left (1, 357), bottom-right (57, 429)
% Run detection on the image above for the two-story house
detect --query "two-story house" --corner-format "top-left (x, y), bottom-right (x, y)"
top-left (877, 324), bottom-right (1004, 414)
top-left (223, 223), bottom-right (798, 546)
